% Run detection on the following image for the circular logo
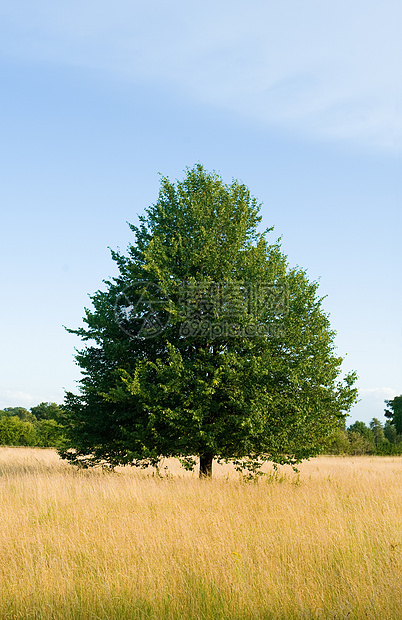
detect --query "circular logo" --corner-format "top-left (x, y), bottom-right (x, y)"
top-left (114, 281), bottom-right (169, 339)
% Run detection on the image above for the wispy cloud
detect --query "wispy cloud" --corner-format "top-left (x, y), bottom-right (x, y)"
top-left (0, 389), bottom-right (64, 409)
top-left (0, 390), bottom-right (36, 408)
top-left (0, 0), bottom-right (401, 149)
top-left (349, 387), bottom-right (399, 424)
top-left (360, 387), bottom-right (399, 400)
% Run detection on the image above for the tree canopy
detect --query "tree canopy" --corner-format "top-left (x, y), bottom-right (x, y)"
top-left (61, 164), bottom-right (358, 477)
top-left (30, 402), bottom-right (64, 422)
top-left (1, 407), bottom-right (36, 424)
top-left (0, 403), bottom-right (66, 448)
top-left (384, 395), bottom-right (402, 434)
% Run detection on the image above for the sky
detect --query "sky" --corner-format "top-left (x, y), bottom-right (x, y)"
top-left (0, 0), bottom-right (401, 425)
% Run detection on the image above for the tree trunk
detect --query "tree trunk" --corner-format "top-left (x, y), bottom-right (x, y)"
top-left (199, 452), bottom-right (214, 478)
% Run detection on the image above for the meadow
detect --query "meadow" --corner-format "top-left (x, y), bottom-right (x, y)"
top-left (0, 448), bottom-right (400, 619)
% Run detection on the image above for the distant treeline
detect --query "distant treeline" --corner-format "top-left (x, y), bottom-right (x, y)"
top-left (323, 417), bottom-right (402, 456)
top-left (0, 403), bottom-right (65, 448)
top-left (1, 402), bottom-right (402, 456)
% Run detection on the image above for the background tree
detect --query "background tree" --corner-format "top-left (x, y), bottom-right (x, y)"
top-left (0, 416), bottom-right (36, 446)
top-left (383, 419), bottom-right (401, 444)
top-left (348, 420), bottom-right (374, 443)
top-left (0, 403), bottom-right (65, 447)
top-left (61, 164), bottom-right (358, 477)
top-left (30, 402), bottom-right (64, 422)
top-left (35, 419), bottom-right (65, 448)
top-left (323, 426), bottom-right (350, 455)
top-left (384, 395), bottom-right (402, 434)
top-left (369, 418), bottom-right (387, 445)
top-left (1, 407), bottom-right (36, 424)
top-left (346, 421), bottom-right (375, 455)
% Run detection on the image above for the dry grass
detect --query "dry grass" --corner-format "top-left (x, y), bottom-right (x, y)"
top-left (0, 448), bottom-right (401, 619)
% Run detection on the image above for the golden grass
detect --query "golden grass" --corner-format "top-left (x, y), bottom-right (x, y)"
top-left (0, 448), bottom-right (401, 619)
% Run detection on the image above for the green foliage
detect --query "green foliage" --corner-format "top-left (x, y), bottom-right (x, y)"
top-left (369, 417), bottom-right (386, 445)
top-left (35, 419), bottom-right (65, 448)
top-left (30, 402), bottom-right (64, 422)
top-left (384, 420), bottom-right (401, 444)
top-left (322, 417), bottom-right (402, 456)
top-left (348, 419), bottom-right (393, 454)
top-left (347, 431), bottom-right (375, 455)
top-left (0, 403), bottom-right (66, 448)
top-left (323, 429), bottom-right (351, 455)
top-left (384, 395), bottom-right (402, 434)
top-left (0, 416), bottom-right (37, 446)
top-left (348, 420), bottom-right (375, 445)
top-left (1, 407), bottom-right (37, 424)
top-left (61, 164), bottom-right (358, 476)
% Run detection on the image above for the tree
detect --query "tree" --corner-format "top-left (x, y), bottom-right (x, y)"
top-left (369, 418), bottom-right (386, 445)
top-left (35, 419), bottom-right (65, 448)
top-left (346, 421), bottom-right (374, 454)
top-left (384, 420), bottom-right (399, 444)
top-left (384, 395), bottom-right (402, 434)
top-left (323, 428), bottom-right (350, 455)
top-left (348, 420), bottom-right (374, 442)
top-left (0, 416), bottom-right (36, 446)
top-left (31, 402), bottom-right (64, 422)
top-left (61, 164), bottom-right (358, 477)
top-left (1, 407), bottom-right (36, 424)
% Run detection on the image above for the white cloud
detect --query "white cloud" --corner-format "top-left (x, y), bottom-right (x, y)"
top-left (0, 390), bottom-right (36, 408)
top-left (360, 387), bottom-right (399, 400)
top-left (0, 389), bottom-right (65, 409)
top-left (348, 386), bottom-right (399, 424)
top-left (0, 0), bottom-right (401, 149)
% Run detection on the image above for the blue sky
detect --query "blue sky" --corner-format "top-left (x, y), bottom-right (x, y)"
top-left (0, 1), bottom-right (401, 425)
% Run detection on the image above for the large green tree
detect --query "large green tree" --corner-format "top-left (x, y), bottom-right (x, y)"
top-left (61, 165), bottom-right (358, 477)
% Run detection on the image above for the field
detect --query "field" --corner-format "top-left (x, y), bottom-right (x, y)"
top-left (0, 449), bottom-right (400, 619)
